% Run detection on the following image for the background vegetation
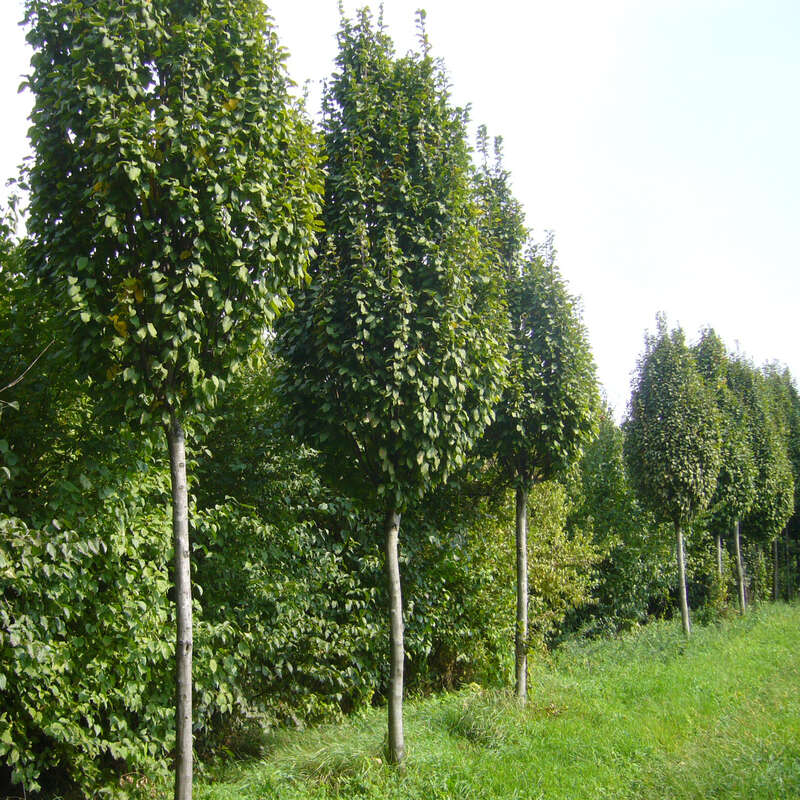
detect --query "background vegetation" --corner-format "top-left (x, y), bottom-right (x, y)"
top-left (1, 3), bottom-right (798, 798)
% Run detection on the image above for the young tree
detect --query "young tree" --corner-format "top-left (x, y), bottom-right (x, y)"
top-left (763, 366), bottom-right (800, 597)
top-left (492, 247), bottom-right (598, 701)
top-left (276, 10), bottom-right (507, 765)
top-left (693, 329), bottom-right (756, 605)
top-left (727, 358), bottom-right (795, 610)
top-left (23, 1), bottom-right (321, 795)
top-left (475, 136), bottom-right (598, 701)
top-left (624, 318), bottom-right (721, 637)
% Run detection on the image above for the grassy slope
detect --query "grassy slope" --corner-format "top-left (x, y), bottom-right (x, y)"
top-left (195, 603), bottom-right (800, 800)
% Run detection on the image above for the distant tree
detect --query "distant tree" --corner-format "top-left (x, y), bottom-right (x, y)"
top-left (275, 9), bottom-right (507, 765)
top-left (693, 329), bottom-right (756, 606)
top-left (763, 365), bottom-right (800, 597)
top-left (727, 358), bottom-right (794, 611)
top-left (23, 1), bottom-right (321, 795)
top-left (624, 317), bottom-right (721, 637)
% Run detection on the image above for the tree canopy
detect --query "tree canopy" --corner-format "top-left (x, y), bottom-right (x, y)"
top-left (276, 9), bottom-right (507, 508)
top-left (24, 0), bottom-right (321, 424)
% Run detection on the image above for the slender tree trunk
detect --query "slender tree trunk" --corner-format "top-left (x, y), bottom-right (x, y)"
top-left (515, 485), bottom-right (529, 702)
top-left (675, 523), bottom-right (691, 638)
top-left (168, 417), bottom-right (192, 800)
top-left (734, 519), bottom-right (746, 615)
top-left (383, 506), bottom-right (405, 766)
top-left (786, 528), bottom-right (792, 601)
top-left (772, 537), bottom-right (779, 601)
top-left (715, 533), bottom-right (723, 580)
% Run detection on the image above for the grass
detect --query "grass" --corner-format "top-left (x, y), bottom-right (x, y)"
top-left (193, 603), bottom-right (800, 800)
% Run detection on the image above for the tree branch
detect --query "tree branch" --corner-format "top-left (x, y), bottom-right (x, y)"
top-left (0, 340), bottom-right (54, 394)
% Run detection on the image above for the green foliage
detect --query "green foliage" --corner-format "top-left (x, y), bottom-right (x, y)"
top-left (402, 480), bottom-right (600, 686)
top-left (567, 408), bottom-right (676, 632)
top-left (275, 8), bottom-right (507, 507)
top-left (526, 481), bottom-right (602, 647)
top-left (195, 604), bottom-right (800, 800)
top-left (0, 463), bottom-right (175, 796)
top-left (693, 329), bottom-right (757, 532)
top-left (745, 543), bottom-right (770, 604)
top-left (624, 317), bottom-right (722, 528)
top-left (24, 0), bottom-right (321, 423)
top-left (192, 352), bottom-right (598, 708)
top-left (473, 127), bottom-right (528, 280)
top-left (763, 365), bottom-right (800, 536)
top-left (727, 357), bottom-right (794, 544)
top-left (484, 239), bottom-right (599, 490)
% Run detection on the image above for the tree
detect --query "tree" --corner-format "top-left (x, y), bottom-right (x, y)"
top-left (475, 135), bottom-right (598, 700)
top-left (624, 317), bottom-right (721, 637)
top-left (692, 329), bottom-right (756, 610)
top-left (275, 9), bottom-right (507, 765)
top-left (23, 1), bottom-right (321, 795)
top-left (730, 359), bottom-right (790, 607)
top-left (763, 365), bottom-right (800, 598)
top-left (727, 358), bottom-right (794, 610)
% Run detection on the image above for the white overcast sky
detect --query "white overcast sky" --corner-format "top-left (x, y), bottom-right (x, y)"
top-left (2, 0), bottom-right (799, 418)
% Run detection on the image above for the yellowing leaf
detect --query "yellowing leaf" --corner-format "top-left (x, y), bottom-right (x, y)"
top-left (223, 97), bottom-right (240, 112)
top-left (179, 249), bottom-right (192, 260)
top-left (110, 316), bottom-right (128, 337)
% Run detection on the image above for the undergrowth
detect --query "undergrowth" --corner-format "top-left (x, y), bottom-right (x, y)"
top-left (195, 602), bottom-right (800, 800)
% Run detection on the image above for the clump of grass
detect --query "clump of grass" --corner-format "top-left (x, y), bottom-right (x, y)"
top-left (264, 710), bottom-right (389, 795)
top-left (436, 687), bottom-right (514, 747)
top-left (435, 686), bottom-right (566, 747)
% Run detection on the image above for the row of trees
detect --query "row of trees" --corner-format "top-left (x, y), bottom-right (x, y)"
top-left (2, 4), bottom-right (602, 795)
top-left (1, 2), bottom-right (797, 798)
top-left (624, 318), bottom-right (797, 637)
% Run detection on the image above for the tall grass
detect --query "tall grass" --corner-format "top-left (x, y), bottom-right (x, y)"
top-left (195, 603), bottom-right (800, 800)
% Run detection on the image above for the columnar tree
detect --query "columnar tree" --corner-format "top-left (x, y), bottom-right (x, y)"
top-left (475, 138), bottom-right (598, 700)
top-left (23, 1), bottom-right (321, 795)
top-left (763, 366), bottom-right (800, 597)
top-left (728, 358), bottom-right (794, 609)
top-left (276, 10), bottom-right (507, 766)
top-left (624, 318), bottom-right (721, 637)
top-left (693, 329), bottom-right (756, 607)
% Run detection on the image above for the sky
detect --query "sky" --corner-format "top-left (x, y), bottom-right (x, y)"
top-left (1, 0), bottom-right (798, 419)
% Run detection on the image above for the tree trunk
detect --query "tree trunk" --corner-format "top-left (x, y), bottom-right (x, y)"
top-left (786, 528), bottom-right (792, 601)
top-left (515, 485), bottom-right (529, 702)
top-left (167, 417), bottom-right (192, 800)
top-left (772, 536), bottom-right (779, 601)
top-left (675, 523), bottom-right (691, 638)
top-left (734, 519), bottom-right (746, 615)
top-left (383, 506), bottom-right (405, 766)
top-left (715, 533), bottom-right (723, 580)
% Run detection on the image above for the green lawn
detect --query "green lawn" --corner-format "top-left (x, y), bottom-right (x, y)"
top-left (195, 603), bottom-right (800, 800)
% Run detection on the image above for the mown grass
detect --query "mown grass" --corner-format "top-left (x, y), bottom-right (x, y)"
top-left (193, 603), bottom-right (800, 800)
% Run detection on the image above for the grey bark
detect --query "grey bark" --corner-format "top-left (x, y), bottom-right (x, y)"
top-left (773, 536), bottom-right (779, 601)
top-left (383, 507), bottom-right (405, 766)
top-left (515, 485), bottom-right (529, 702)
top-left (168, 417), bottom-right (192, 800)
top-left (675, 524), bottom-right (691, 637)
top-left (715, 533), bottom-right (723, 581)
top-left (786, 528), bottom-right (792, 601)
top-left (734, 519), bottom-right (746, 614)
